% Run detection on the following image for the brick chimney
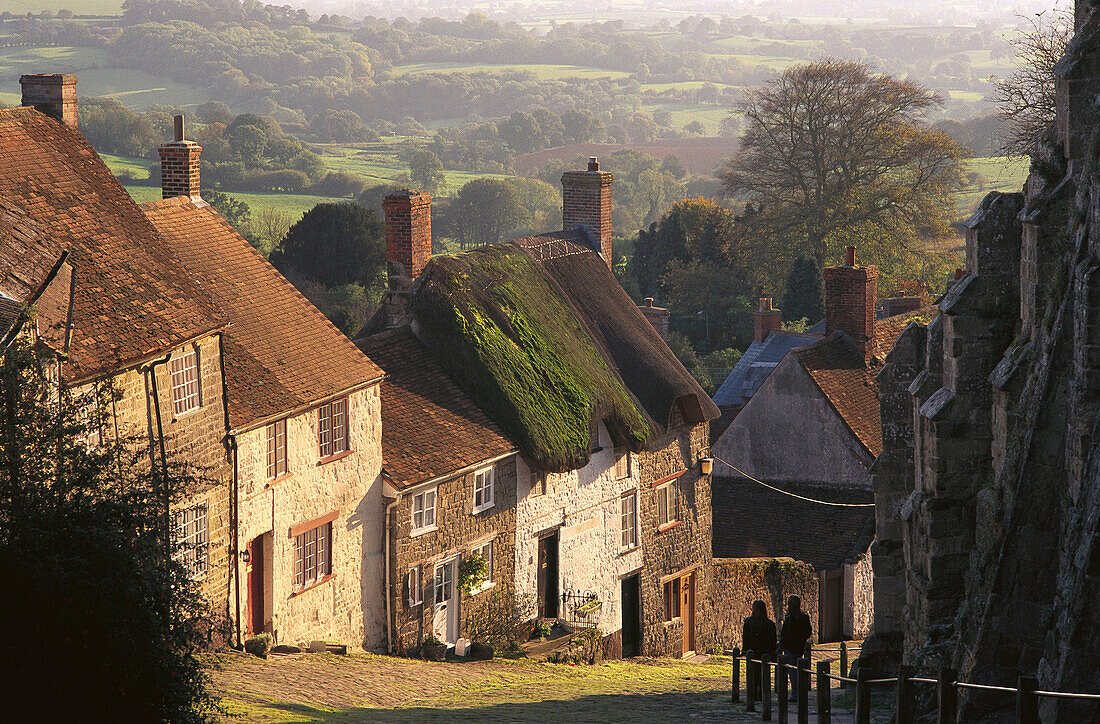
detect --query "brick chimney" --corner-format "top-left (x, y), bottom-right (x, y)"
top-left (824, 245), bottom-right (878, 362)
top-left (883, 296), bottom-right (922, 317)
top-left (382, 190), bottom-right (432, 286)
top-left (20, 74), bottom-right (77, 128)
top-left (157, 115), bottom-right (202, 199)
top-left (562, 157), bottom-right (613, 267)
top-left (754, 297), bottom-right (782, 342)
top-left (639, 297), bottom-right (670, 341)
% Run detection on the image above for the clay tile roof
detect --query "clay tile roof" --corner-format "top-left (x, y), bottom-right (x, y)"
top-left (141, 196), bottom-right (383, 430)
top-left (791, 306), bottom-right (937, 458)
top-left (712, 476), bottom-right (875, 570)
top-left (356, 327), bottom-right (515, 490)
top-left (0, 107), bottom-right (225, 381)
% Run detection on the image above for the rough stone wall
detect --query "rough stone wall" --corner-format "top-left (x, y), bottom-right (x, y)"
top-left (389, 456), bottom-right (518, 654)
top-left (844, 553), bottom-right (874, 639)
top-left (864, 8), bottom-right (1100, 718)
top-left (514, 418), bottom-right (710, 658)
top-left (705, 557), bottom-right (818, 653)
top-left (232, 385), bottom-right (385, 651)
top-left (96, 334), bottom-right (233, 614)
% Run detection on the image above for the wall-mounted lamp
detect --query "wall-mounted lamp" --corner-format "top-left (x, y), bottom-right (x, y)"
top-left (700, 457), bottom-right (713, 476)
top-left (241, 549), bottom-right (251, 564)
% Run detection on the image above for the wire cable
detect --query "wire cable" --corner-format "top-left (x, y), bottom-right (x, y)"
top-left (711, 454), bottom-right (876, 508)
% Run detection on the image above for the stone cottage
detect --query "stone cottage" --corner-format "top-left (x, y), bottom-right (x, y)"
top-left (861, 4), bottom-right (1100, 718)
top-left (0, 75), bottom-right (233, 613)
top-left (710, 247), bottom-right (933, 641)
top-left (141, 126), bottom-right (387, 652)
top-left (360, 160), bottom-right (720, 658)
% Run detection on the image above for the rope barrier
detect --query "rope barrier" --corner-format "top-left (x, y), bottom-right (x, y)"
top-left (712, 454), bottom-right (876, 507)
top-left (955, 682), bottom-right (1017, 693)
top-left (910, 677), bottom-right (938, 684)
top-left (1036, 690), bottom-right (1100, 700)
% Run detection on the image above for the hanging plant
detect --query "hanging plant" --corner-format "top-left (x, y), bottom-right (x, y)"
top-left (458, 552), bottom-right (487, 596)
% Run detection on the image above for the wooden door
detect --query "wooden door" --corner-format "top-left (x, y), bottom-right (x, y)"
top-left (681, 572), bottom-right (695, 656)
top-left (621, 574), bottom-right (641, 657)
top-left (247, 535), bottom-right (264, 635)
top-left (820, 568), bottom-right (844, 643)
top-left (537, 533), bottom-right (559, 619)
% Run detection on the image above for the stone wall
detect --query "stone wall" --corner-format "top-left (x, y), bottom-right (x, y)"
top-left (232, 384), bottom-right (385, 651)
top-left (706, 557), bottom-right (817, 652)
top-left (844, 553), bottom-right (873, 640)
top-left (864, 9), bottom-right (1100, 719)
top-left (389, 455), bottom-right (518, 654)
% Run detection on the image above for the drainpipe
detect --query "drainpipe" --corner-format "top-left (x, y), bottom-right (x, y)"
top-left (384, 492), bottom-right (401, 654)
top-left (228, 433), bottom-right (242, 649)
top-left (146, 355), bottom-right (172, 558)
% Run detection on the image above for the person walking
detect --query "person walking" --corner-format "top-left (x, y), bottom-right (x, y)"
top-left (780, 595), bottom-right (812, 702)
top-left (742, 600), bottom-right (777, 698)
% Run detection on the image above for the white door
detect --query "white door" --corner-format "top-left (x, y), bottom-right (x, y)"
top-left (433, 559), bottom-right (458, 644)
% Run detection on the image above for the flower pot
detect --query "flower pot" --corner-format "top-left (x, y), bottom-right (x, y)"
top-left (422, 642), bottom-right (447, 661)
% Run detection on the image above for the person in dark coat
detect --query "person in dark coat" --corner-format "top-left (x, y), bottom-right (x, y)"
top-left (780, 595), bottom-right (812, 702)
top-left (742, 600), bottom-right (776, 698)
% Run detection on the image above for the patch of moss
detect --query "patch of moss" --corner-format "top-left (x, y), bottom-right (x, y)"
top-left (412, 245), bottom-right (651, 472)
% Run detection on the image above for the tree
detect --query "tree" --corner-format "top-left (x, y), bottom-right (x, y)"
top-left (720, 59), bottom-right (967, 270)
top-left (988, 8), bottom-right (1072, 156)
top-left (253, 207), bottom-right (293, 257)
top-left (443, 178), bottom-right (531, 249)
top-left (206, 190), bottom-right (251, 231)
top-left (310, 108), bottom-right (367, 142)
top-left (409, 149), bottom-right (446, 196)
top-left (781, 256), bottom-right (825, 326)
top-left (0, 339), bottom-right (218, 721)
top-left (272, 202), bottom-right (384, 287)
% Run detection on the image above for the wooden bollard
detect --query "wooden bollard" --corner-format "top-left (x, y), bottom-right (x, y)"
top-left (855, 666), bottom-right (871, 724)
top-left (777, 652), bottom-right (788, 722)
top-left (839, 641), bottom-right (848, 689)
top-left (761, 654), bottom-right (772, 721)
top-left (816, 660), bottom-right (831, 724)
top-left (746, 650), bottom-right (756, 712)
top-left (797, 656), bottom-right (810, 724)
top-left (1016, 675), bottom-right (1039, 724)
top-left (937, 667), bottom-right (958, 724)
top-left (732, 647), bottom-right (740, 704)
top-left (896, 665), bottom-right (913, 724)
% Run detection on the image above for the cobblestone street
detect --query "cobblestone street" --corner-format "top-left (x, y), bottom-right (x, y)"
top-left (209, 650), bottom-right (892, 722)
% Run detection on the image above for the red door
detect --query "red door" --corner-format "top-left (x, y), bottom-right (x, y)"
top-left (247, 536), bottom-right (264, 634)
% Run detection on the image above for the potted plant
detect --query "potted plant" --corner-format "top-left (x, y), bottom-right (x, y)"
top-left (421, 634), bottom-right (447, 661)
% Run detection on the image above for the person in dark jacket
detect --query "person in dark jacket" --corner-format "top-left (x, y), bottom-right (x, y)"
top-left (780, 595), bottom-right (812, 702)
top-left (741, 600), bottom-right (777, 698)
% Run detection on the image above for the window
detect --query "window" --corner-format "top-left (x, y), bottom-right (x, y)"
top-left (74, 391), bottom-right (102, 449)
top-left (266, 419), bottom-right (287, 480)
top-left (614, 447), bottom-right (631, 479)
top-left (294, 521), bottom-right (332, 588)
top-left (472, 540), bottom-right (494, 591)
top-left (411, 489), bottom-right (437, 534)
top-left (656, 480), bottom-right (679, 527)
top-left (407, 566), bottom-right (422, 606)
top-left (171, 504), bottom-right (208, 578)
top-left (620, 490), bottom-right (638, 549)
top-left (434, 561), bottom-right (453, 604)
top-left (473, 466), bottom-right (495, 512)
top-left (318, 397), bottom-right (349, 459)
top-left (664, 577), bottom-right (682, 621)
top-left (590, 423), bottom-right (602, 452)
top-left (170, 348), bottom-right (201, 416)
top-left (532, 471), bottom-right (547, 497)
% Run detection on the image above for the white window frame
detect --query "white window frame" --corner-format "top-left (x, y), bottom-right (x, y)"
top-left (170, 347), bottom-right (201, 416)
top-left (473, 466), bottom-right (495, 513)
top-left (620, 490), bottom-right (638, 550)
top-left (293, 521), bottom-right (332, 589)
top-left (171, 504), bottom-right (208, 578)
top-left (656, 480), bottom-right (679, 527)
top-left (434, 560), bottom-right (453, 605)
top-left (614, 446), bottom-right (631, 480)
top-left (471, 539), bottom-right (494, 593)
top-left (266, 418), bottom-right (288, 480)
top-left (407, 566), bottom-right (422, 606)
top-left (411, 488), bottom-right (437, 535)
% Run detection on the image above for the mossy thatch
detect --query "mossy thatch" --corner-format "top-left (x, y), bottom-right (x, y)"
top-left (410, 244), bottom-right (650, 472)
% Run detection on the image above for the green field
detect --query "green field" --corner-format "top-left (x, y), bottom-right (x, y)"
top-left (0, 0), bottom-right (120, 14)
top-left (392, 62), bottom-right (630, 80)
top-left (640, 103), bottom-right (733, 136)
top-left (122, 183), bottom-right (331, 221)
top-left (317, 140), bottom-right (510, 192)
top-left (957, 156), bottom-right (1030, 216)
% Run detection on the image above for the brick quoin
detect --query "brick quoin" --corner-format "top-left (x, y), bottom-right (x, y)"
top-left (158, 115), bottom-right (201, 199)
top-left (383, 190), bottom-right (432, 281)
top-left (824, 245), bottom-right (878, 362)
top-left (562, 157), bottom-right (613, 267)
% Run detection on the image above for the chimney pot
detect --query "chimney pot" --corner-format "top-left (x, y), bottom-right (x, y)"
top-left (639, 299), bottom-right (670, 341)
top-left (174, 114), bottom-right (185, 142)
top-left (157, 114), bottom-right (201, 199)
top-left (759, 297), bottom-right (772, 311)
top-left (20, 73), bottom-right (78, 129)
top-left (844, 245), bottom-right (856, 267)
top-left (644, 297), bottom-right (654, 307)
top-left (588, 157), bottom-right (599, 171)
top-left (955, 267), bottom-right (965, 280)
